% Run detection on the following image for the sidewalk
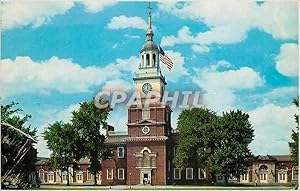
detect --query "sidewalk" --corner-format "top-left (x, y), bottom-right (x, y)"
top-left (38, 184), bottom-right (294, 190)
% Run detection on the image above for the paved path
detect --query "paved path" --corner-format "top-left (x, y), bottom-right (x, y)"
top-left (39, 184), bottom-right (295, 190)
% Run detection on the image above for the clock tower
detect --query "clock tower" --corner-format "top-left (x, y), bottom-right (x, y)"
top-left (126, 4), bottom-right (172, 185)
top-left (133, 7), bottom-right (166, 99)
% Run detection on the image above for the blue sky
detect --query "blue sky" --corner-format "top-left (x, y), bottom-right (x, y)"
top-left (1, 1), bottom-right (298, 157)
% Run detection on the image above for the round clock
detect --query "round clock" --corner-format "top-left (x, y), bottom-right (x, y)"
top-left (142, 83), bottom-right (152, 94)
top-left (142, 126), bottom-right (150, 134)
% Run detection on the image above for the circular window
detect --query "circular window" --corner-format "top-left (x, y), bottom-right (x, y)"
top-left (142, 126), bottom-right (150, 134)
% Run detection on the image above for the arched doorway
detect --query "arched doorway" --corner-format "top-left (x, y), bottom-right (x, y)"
top-left (259, 165), bottom-right (268, 183)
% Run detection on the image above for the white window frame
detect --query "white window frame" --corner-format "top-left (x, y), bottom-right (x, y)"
top-left (241, 173), bottom-right (248, 180)
top-left (77, 171), bottom-right (83, 182)
top-left (292, 166), bottom-right (298, 180)
top-left (107, 169), bottom-right (113, 180)
top-left (87, 170), bottom-right (92, 180)
top-left (174, 168), bottom-right (181, 180)
top-left (62, 171), bottom-right (68, 182)
top-left (198, 168), bottom-right (206, 179)
top-left (278, 168), bottom-right (288, 183)
top-left (48, 171), bottom-right (54, 183)
top-left (117, 147), bottom-right (125, 158)
top-left (260, 173), bottom-right (267, 181)
top-left (186, 168), bottom-right (193, 180)
top-left (97, 172), bottom-right (101, 181)
top-left (117, 168), bottom-right (125, 180)
top-left (142, 109), bottom-right (150, 120)
top-left (39, 169), bottom-right (44, 182)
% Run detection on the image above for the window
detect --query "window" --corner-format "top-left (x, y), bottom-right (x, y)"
top-left (62, 171), bottom-right (67, 181)
top-left (217, 175), bottom-right (223, 181)
top-left (118, 168), bottom-right (124, 180)
top-left (260, 173), bottom-right (267, 180)
top-left (186, 168), bottom-right (193, 180)
top-left (259, 165), bottom-right (268, 182)
top-left (87, 170), bottom-right (92, 180)
top-left (278, 167), bottom-right (288, 183)
top-left (292, 166), bottom-right (298, 180)
top-left (29, 172), bottom-right (36, 182)
top-left (117, 147), bottom-right (124, 158)
top-left (279, 173), bottom-right (285, 180)
top-left (241, 173), bottom-right (248, 180)
top-left (107, 169), bottom-right (113, 180)
top-left (142, 150), bottom-right (151, 167)
top-left (174, 168), bottom-right (181, 180)
top-left (39, 169), bottom-right (44, 182)
top-left (142, 109), bottom-right (150, 120)
top-left (153, 54), bottom-right (156, 66)
top-left (97, 173), bottom-right (101, 181)
top-left (77, 171), bottom-right (83, 182)
top-left (198, 168), bottom-right (206, 179)
top-left (48, 171), bottom-right (54, 182)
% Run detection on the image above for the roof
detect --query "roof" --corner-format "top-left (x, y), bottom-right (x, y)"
top-left (105, 134), bottom-right (127, 145)
top-left (140, 40), bottom-right (159, 52)
top-left (254, 155), bottom-right (277, 161)
top-left (35, 157), bottom-right (48, 165)
top-left (35, 157), bottom-right (91, 166)
top-left (272, 155), bottom-right (291, 161)
top-left (254, 155), bottom-right (292, 162)
top-left (78, 158), bottom-right (90, 164)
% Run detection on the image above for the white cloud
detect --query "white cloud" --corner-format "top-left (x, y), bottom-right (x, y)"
top-left (77, 0), bottom-right (116, 13)
top-left (160, 50), bottom-right (188, 82)
top-left (246, 86), bottom-right (298, 107)
top-left (158, 1), bottom-right (297, 47)
top-left (193, 61), bottom-right (265, 112)
top-left (264, 86), bottom-right (298, 103)
top-left (124, 34), bottom-right (140, 39)
top-left (191, 44), bottom-right (210, 53)
top-left (2, 0), bottom-right (116, 31)
top-left (107, 108), bottom-right (128, 132)
top-left (248, 103), bottom-right (297, 155)
top-left (102, 79), bottom-right (133, 92)
top-left (161, 26), bottom-right (196, 47)
top-left (107, 15), bottom-right (147, 30)
top-left (0, 56), bottom-right (139, 98)
top-left (275, 43), bottom-right (298, 77)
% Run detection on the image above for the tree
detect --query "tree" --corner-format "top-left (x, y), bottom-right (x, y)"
top-left (290, 96), bottom-right (299, 165)
top-left (174, 108), bottom-right (217, 170)
top-left (71, 100), bottom-right (112, 185)
top-left (207, 110), bottom-right (254, 183)
top-left (174, 108), bottom-right (254, 184)
top-left (1, 102), bottom-right (37, 188)
top-left (43, 121), bottom-right (81, 186)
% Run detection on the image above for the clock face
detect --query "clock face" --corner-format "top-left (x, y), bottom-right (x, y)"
top-left (142, 83), bottom-right (152, 94)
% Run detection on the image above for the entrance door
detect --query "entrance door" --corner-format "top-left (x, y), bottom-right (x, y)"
top-left (140, 170), bottom-right (151, 185)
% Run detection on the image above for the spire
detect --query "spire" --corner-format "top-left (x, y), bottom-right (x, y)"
top-left (147, 2), bottom-right (152, 29)
top-left (146, 2), bottom-right (154, 41)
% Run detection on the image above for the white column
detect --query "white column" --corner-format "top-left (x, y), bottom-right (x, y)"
top-left (149, 51), bottom-right (153, 67)
top-left (143, 53), bottom-right (146, 67)
top-left (140, 55), bottom-right (143, 68)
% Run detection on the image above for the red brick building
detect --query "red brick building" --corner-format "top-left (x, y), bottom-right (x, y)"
top-left (34, 6), bottom-right (298, 186)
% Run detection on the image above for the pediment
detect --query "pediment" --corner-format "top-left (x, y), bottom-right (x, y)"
top-left (136, 119), bottom-right (156, 125)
